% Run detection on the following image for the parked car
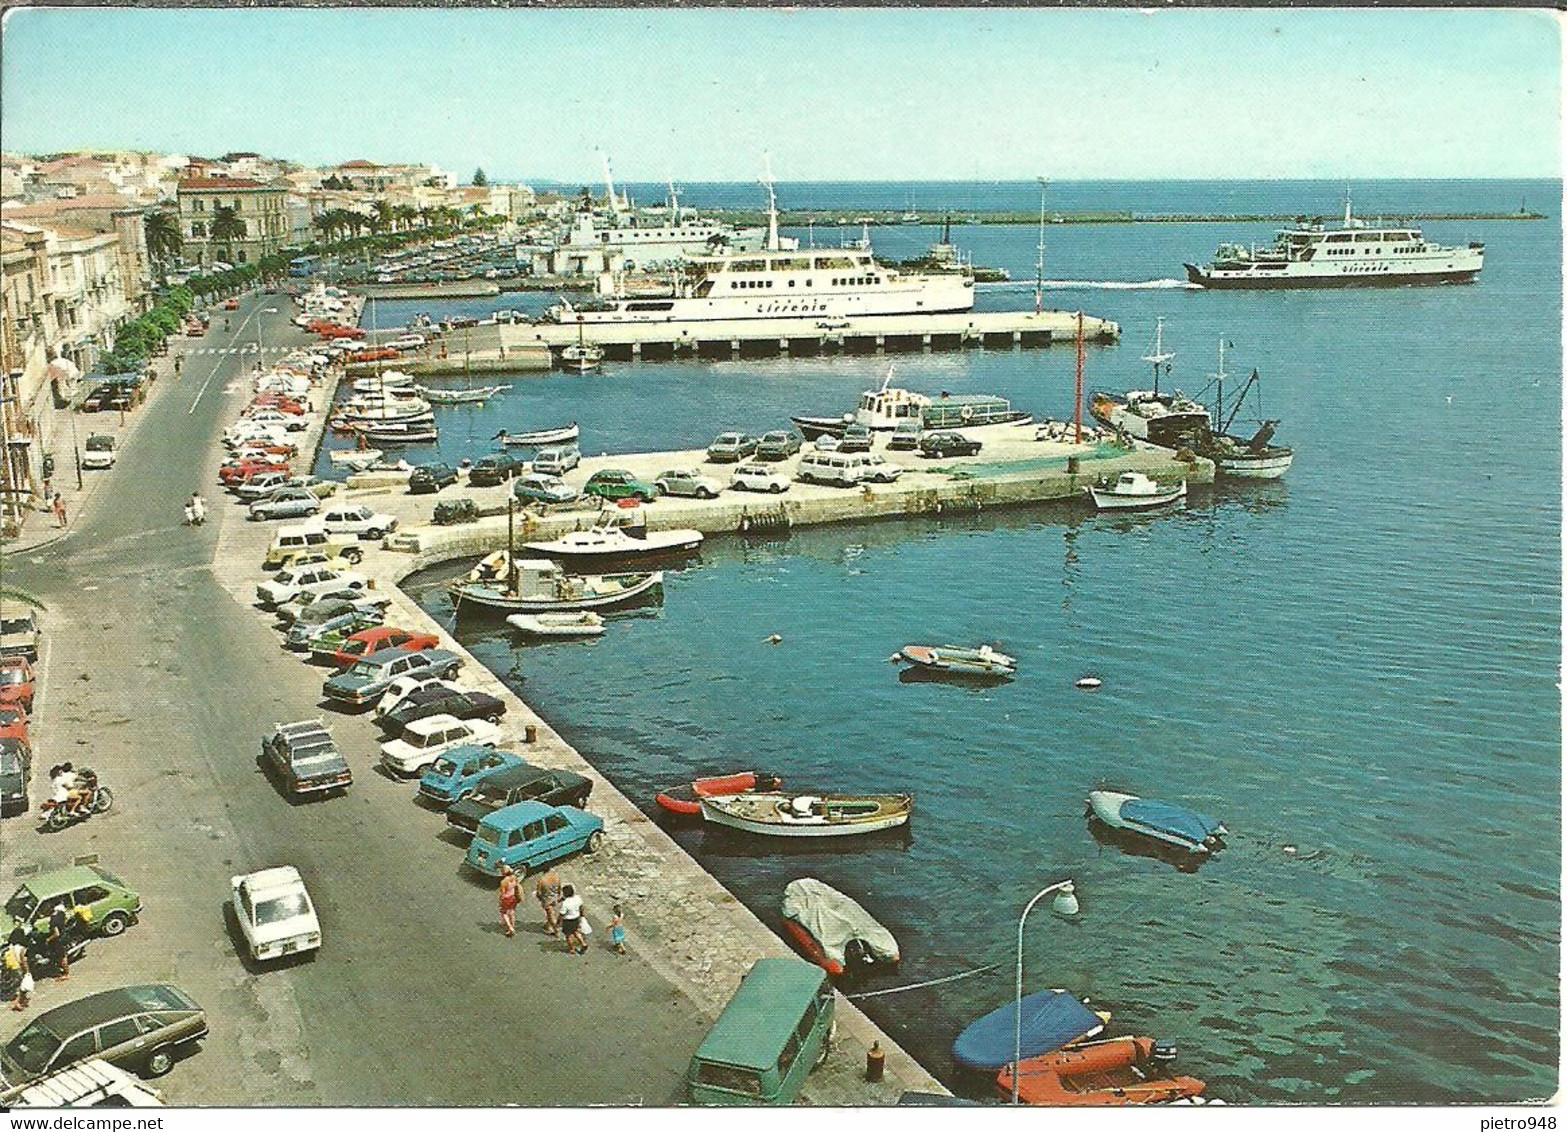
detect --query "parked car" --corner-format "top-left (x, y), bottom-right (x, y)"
top-left (230, 867), bottom-right (321, 962)
top-left (0, 705), bottom-right (27, 743)
top-left (255, 565), bottom-right (366, 609)
top-left (583, 468), bottom-right (658, 503)
top-left (9, 1058), bottom-right (166, 1108)
top-left (264, 523), bottom-right (363, 570)
top-left (320, 504), bottom-right (398, 540)
top-left (838, 423), bottom-right (873, 453)
top-left (0, 736), bottom-right (32, 817)
top-left (654, 468), bottom-right (724, 500)
top-left (408, 463), bottom-right (459, 494)
top-left (686, 958), bottom-right (835, 1105)
top-left (513, 473), bottom-right (578, 507)
top-left (283, 600), bottom-right (383, 651)
top-left (259, 720), bottom-right (351, 798)
top-left (220, 458), bottom-right (289, 488)
top-left (919, 431), bottom-right (983, 458)
top-left (706, 432), bottom-right (758, 463)
top-left (0, 606), bottom-right (41, 661)
top-left (82, 434), bottom-right (117, 470)
top-left (223, 298), bottom-right (240, 311)
top-left (0, 657), bottom-right (36, 711)
top-left (379, 714), bottom-right (502, 778)
top-left (446, 765), bottom-right (595, 835)
top-left (373, 674), bottom-right (453, 720)
top-left (796, 451), bottom-right (873, 489)
top-left (753, 430), bottom-right (803, 461)
top-left (416, 746), bottom-right (524, 806)
top-left (248, 486), bottom-right (322, 522)
top-left (275, 585), bottom-right (389, 628)
top-left (812, 434), bottom-right (842, 453)
top-left (379, 684), bottom-right (507, 736)
top-left (323, 647), bottom-right (462, 708)
top-left (889, 420), bottom-right (924, 450)
top-left (731, 464), bottom-right (792, 494)
top-left (466, 451), bottom-right (527, 487)
top-left (325, 627), bottom-right (439, 669)
top-left (0, 864), bottom-right (142, 942)
top-left (0, 984), bottom-right (207, 1084)
top-left (462, 801), bottom-right (604, 876)
top-left (861, 453), bottom-right (905, 483)
top-left (531, 446), bottom-right (581, 476)
top-left (80, 384), bottom-right (115, 412)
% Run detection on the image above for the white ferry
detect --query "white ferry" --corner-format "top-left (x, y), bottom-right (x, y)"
top-left (548, 180), bottom-right (974, 325)
top-left (1184, 198), bottom-right (1484, 289)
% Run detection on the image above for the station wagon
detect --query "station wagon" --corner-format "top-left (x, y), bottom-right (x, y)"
top-left (753, 431), bottom-right (802, 461)
top-left (513, 473), bottom-right (578, 506)
top-left (706, 432), bottom-right (758, 463)
top-left (463, 801), bottom-right (604, 876)
top-left (531, 446), bottom-right (581, 476)
top-left (264, 523), bottom-right (363, 570)
top-left (687, 958), bottom-right (836, 1105)
top-left (0, 985), bottom-right (207, 1084)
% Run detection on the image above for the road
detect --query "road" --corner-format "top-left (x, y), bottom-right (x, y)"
top-left (2, 292), bottom-right (708, 1104)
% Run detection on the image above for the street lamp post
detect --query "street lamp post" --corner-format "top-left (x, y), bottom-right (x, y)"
top-left (1013, 879), bottom-right (1080, 1105)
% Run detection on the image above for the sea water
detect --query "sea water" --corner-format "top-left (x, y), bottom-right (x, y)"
top-left (395, 180), bottom-right (1559, 1103)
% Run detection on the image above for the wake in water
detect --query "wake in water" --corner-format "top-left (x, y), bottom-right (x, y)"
top-left (977, 278), bottom-right (1200, 291)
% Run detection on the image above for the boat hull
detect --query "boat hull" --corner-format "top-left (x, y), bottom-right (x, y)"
top-left (1086, 481), bottom-right (1187, 511)
top-left (656, 771), bottom-right (784, 817)
top-left (1185, 263), bottom-right (1481, 290)
top-left (1087, 790), bottom-right (1225, 854)
top-left (899, 644), bottom-right (1016, 679)
top-left (998, 1036), bottom-right (1206, 1106)
top-left (504, 612), bottom-right (606, 637)
top-left (499, 424), bottom-right (580, 447)
top-left (1216, 450), bottom-right (1294, 479)
top-left (450, 572), bottom-right (663, 614)
top-left (699, 792), bottom-right (913, 838)
top-left (522, 531), bottom-right (704, 561)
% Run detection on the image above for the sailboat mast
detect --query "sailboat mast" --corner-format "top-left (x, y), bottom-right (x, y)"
top-left (1035, 178), bottom-right (1047, 316)
top-left (506, 496), bottom-right (517, 593)
top-left (1074, 311), bottom-right (1084, 445)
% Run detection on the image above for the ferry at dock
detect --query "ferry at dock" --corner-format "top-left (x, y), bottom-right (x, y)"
top-left (1184, 198), bottom-right (1484, 289)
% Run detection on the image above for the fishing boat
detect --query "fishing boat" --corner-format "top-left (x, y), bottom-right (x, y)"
top-left (699, 792), bottom-right (913, 838)
top-left (450, 558), bottom-right (663, 615)
top-left (496, 423), bottom-right (580, 448)
top-left (1086, 472), bottom-right (1186, 512)
top-left (1088, 319), bottom-right (1212, 447)
top-left (523, 509), bottom-right (703, 562)
top-left (363, 422), bottom-right (438, 444)
top-left (416, 383), bottom-right (506, 404)
top-left (781, 878), bottom-right (900, 978)
top-left (559, 342), bottom-right (605, 375)
top-left (898, 644), bottom-right (1017, 679)
top-left (952, 990), bottom-right (1107, 1071)
top-left (654, 771), bottom-right (784, 817)
top-left (998, 1036), bottom-right (1206, 1106)
top-left (504, 611), bottom-right (606, 637)
top-left (1192, 343), bottom-right (1294, 479)
top-left (1086, 790), bottom-right (1227, 856)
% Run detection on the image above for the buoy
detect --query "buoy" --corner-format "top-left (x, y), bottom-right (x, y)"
top-left (1076, 676), bottom-right (1103, 690)
top-left (764, 633), bottom-right (782, 645)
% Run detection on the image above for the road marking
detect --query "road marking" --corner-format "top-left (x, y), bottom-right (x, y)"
top-left (189, 302), bottom-right (267, 414)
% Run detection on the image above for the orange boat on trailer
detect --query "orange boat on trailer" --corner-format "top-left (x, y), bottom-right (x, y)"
top-left (655, 771), bottom-right (782, 816)
top-left (997, 1036), bottom-right (1206, 1106)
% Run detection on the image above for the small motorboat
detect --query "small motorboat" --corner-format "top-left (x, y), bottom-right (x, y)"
top-left (450, 559), bottom-right (663, 614)
top-left (655, 771), bottom-right (784, 817)
top-left (505, 611), bottom-right (606, 638)
top-left (781, 878), bottom-right (900, 978)
top-left (952, 990), bottom-right (1107, 1071)
top-left (417, 384), bottom-right (506, 404)
top-left (997, 1036), bottom-right (1206, 1106)
top-left (699, 792), bottom-right (913, 838)
top-left (1086, 471), bottom-right (1187, 512)
top-left (364, 424), bottom-right (438, 444)
top-left (328, 447), bottom-right (384, 468)
top-left (898, 644), bottom-right (1017, 679)
top-left (496, 423), bottom-right (580, 448)
top-left (559, 343), bottom-right (605, 374)
top-left (1086, 790), bottom-right (1227, 856)
top-left (524, 513), bottom-right (703, 562)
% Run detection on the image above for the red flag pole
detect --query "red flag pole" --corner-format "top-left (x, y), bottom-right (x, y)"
top-left (1074, 311), bottom-right (1085, 445)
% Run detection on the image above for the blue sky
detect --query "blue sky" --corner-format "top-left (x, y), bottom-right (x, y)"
top-left (1, 7), bottom-right (1559, 181)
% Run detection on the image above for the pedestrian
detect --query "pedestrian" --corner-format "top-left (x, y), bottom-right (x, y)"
top-left (535, 867), bottom-right (562, 938)
top-left (173, 355), bottom-right (183, 379)
top-left (3, 928), bottom-right (31, 1011)
top-left (190, 493), bottom-right (206, 526)
top-left (46, 902), bottom-right (70, 981)
top-left (498, 865), bottom-right (520, 938)
top-left (183, 501), bottom-right (195, 527)
top-left (608, 904), bottom-right (627, 956)
top-left (52, 492), bottom-right (66, 528)
top-left (558, 884), bottom-right (586, 956)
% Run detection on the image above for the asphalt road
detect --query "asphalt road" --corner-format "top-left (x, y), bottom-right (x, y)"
top-left (3, 293), bottom-right (708, 1105)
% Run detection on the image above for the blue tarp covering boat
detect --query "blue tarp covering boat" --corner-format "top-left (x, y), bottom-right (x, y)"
top-left (951, 990), bottom-right (1104, 1070)
top-left (1122, 798), bottom-right (1225, 845)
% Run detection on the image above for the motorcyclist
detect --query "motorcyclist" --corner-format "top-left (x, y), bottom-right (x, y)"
top-left (50, 763), bottom-right (87, 818)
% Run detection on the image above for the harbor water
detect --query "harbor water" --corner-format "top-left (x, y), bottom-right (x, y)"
top-left (393, 180), bottom-right (1559, 1103)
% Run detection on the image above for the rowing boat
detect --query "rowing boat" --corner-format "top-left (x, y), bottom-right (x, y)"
top-left (699, 792), bottom-right (912, 838)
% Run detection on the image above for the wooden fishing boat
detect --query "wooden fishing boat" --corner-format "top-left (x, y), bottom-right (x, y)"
top-left (560, 343), bottom-right (605, 374)
top-left (899, 644), bottom-right (1017, 679)
top-left (504, 611), bottom-right (606, 637)
top-left (416, 383), bottom-right (506, 404)
top-left (781, 878), bottom-right (900, 978)
top-left (654, 771), bottom-right (784, 817)
top-left (450, 559), bottom-right (663, 614)
top-left (699, 792), bottom-right (912, 838)
top-left (1086, 790), bottom-right (1227, 856)
top-left (496, 423), bottom-right (579, 448)
top-left (997, 1036), bottom-right (1206, 1106)
top-left (1086, 471), bottom-right (1186, 512)
top-left (363, 424), bottom-right (438, 444)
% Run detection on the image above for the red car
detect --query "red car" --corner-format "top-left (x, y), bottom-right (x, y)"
top-left (185, 321), bottom-right (206, 337)
top-left (329, 627), bottom-right (440, 669)
top-left (348, 347), bottom-right (400, 364)
top-left (224, 298), bottom-right (240, 311)
top-left (220, 457), bottom-right (292, 486)
top-left (0, 704), bottom-right (26, 742)
top-left (0, 657), bottom-right (35, 712)
top-left (246, 397), bottom-right (306, 416)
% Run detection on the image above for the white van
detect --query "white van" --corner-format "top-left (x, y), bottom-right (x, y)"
top-left (796, 451), bottom-right (872, 488)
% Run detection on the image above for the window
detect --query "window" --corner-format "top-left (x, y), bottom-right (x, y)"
top-left (137, 1014), bottom-right (168, 1035)
top-left (55, 1031), bottom-right (98, 1068)
top-left (544, 814), bottom-right (569, 833)
top-left (97, 1018), bottom-right (142, 1050)
top-left (694, 1062), bottom-right (763, 1095)
top-left (72, 885), bottom-right (111, 906)
top-left (523, 820), bottom-right (546, 842)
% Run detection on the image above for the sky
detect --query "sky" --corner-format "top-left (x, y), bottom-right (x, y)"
top-left (1, 7), bottom-right (1560, 182)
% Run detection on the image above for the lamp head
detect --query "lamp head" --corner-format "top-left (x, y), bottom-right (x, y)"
top-left (1051, 881), bottom-right (1079, 918)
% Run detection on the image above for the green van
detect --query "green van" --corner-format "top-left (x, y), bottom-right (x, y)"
top-left (687, 957), bottom-right (836, 1105)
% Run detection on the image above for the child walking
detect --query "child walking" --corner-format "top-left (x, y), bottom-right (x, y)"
top-left (608, 904), bottom-right (627, 955)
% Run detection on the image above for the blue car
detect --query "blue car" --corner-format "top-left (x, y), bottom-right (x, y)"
top-left (464, 801), bottom-right (605, 877)
top-left (417, 745), bottom-right (523, 806)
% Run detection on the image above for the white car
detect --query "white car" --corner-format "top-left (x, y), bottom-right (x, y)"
top-left (224, 422), bottom-right (291, 450)
top-left (241, 409), bottom-right (307, 433)
top-left (230, 867), bottom-right (321, 962)
top-left (82, 434), bottom-right (117, 470)
top-left (321, 504), bottom-right (399, 540)
top-left (374, 675), bottom-right (458, 720)
top-left (654, 468), bottom-right (725, 499)
top-left (255, 565), bottom-right (367, 608)
top-left (731, 464), bottom-right (792, 494)
top-left (388, 334), bottom-right (427, 351)
top-left (379, 714), bottom-right (501, 777)
top-left (861, 453), bottom-right (905, 484)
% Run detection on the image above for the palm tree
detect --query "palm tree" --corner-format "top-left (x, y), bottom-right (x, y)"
top-left (312, 213), bottom-right (337, 243)
top-left (143, 210), bottom-right (182, 265)
top-left (416, 207), bottom-right (434, 230)
top-left (210, 205), bottom-right (247, 264)
top-left (372, 199), bottom-right (393, 233)
top-left (393, 204), bottom-right (417, 233)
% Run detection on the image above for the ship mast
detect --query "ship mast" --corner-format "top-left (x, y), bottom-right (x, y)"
top-left (1141, 316), bottom-right (1175, 396)
top-left (1034, 177), bottom-right (1048, 316)
top-left (761, 153), bottom-right (781, 252)
top-left (667, 177), bottom-right (682, 226)
top-left (1210, 337), bottom-right (1230, 431)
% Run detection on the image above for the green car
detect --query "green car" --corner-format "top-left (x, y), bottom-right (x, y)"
top-left (0, 865), bottom-right (142, 940)
top-left (687, 958), bottom-right (836, 1105)
top-left (582, 468), bottom-right (659, 503)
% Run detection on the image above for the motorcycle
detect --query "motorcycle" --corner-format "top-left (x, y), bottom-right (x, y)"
top-left (38, 768), bottom-right (114, 832)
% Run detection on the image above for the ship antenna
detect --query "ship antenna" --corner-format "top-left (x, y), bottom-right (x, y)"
top-left (1141, 316), bottom-right (1175, 397)
top-left (667, 175), bottom-right (681, 226)
top-left (600, 150), bottom-right (619, 214)
top-left (760, 152), bottom-right (780, 252)
top-left (1035, 177), bottom-right (1048, 316)
top-left (879, 363), bottom-right (896, 393)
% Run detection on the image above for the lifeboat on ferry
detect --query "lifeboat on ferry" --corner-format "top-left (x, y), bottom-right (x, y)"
top-left (996, 1036), bottom-right (1206, 1106)
top-left (654, 770), bottom-right (783, 817)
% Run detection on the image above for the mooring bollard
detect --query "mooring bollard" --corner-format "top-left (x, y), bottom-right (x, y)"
top-left (866, 1041), bottom-right (885, 1083)
top-left (524, 724), bottom-right (538, 744)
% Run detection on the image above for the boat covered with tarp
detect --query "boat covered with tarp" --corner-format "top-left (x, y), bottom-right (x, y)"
top-left (1087, 790), bottom-right (1227, 855)
top-left (952, 990), bottom-right (1105, 1071)
top-left (780, 878), bottom-right (900, 977)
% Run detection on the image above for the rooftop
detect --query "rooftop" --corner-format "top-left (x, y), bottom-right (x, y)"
top-left (177, 177), bottom-right (279, 191)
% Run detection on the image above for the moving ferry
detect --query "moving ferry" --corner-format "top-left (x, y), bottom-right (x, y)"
top-left (1184, 198), bottom-right (1484, 289)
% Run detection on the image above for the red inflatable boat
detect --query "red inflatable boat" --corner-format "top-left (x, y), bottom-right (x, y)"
top-left (655, 771), bottom-right (782, 816)
top-left (996, 1036), bottom-right (1206, 1106)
